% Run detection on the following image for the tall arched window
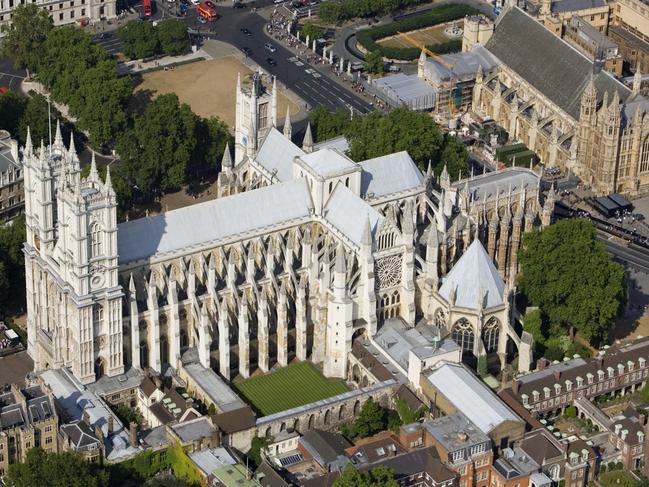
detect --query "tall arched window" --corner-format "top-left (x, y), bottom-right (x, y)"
top-left (90, 222), bottom-right (102, 258)
top-left (451, 318), bottom-right (474, 353)
top-left (482, 317), bottom-right (501, 353)
top-left (640, 136), bottom-right (649, 174)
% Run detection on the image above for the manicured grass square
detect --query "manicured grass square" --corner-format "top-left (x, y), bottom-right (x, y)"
top-left (234, 362), bottom-right (350, 416)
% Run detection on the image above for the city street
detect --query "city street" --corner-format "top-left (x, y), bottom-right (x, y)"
top-left (91, 1), bottom-right (373, 113)
top-left (0, 58), bottom-right (26, 92)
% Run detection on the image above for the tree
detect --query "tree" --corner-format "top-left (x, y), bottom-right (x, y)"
top-left (247, 436), bottom-right (272, 469)
top-left (4, 448), bottom-right (109, 487)
top-left (364, 49), bottom-right (384, 74)
top-left (301, 22), bottom-right (324, 41)
top-left (157, 20), bottom-right (189, 56)
top-left (353, 398), bottom-right (386, 438)
top-left (564, 405), bottom-right (577, 419)
top-left (0, 216), bottom-right (26, 313)
top-left (346, 106), bottom-right (444, 170)
top-left (145, 478), bottom-right (191, 487)
top-left (117, 94), bottom-right (199, 197)
top-left (333, 464), bottom-right (399, 487)
top-left (192, 116), bottom-right (232, 175)
top-left (118, 20), bottom-right (159, 60)
top-left (17, 92), bottom-right (63, 147)
top-left (0, 4), bottom-right (53, 77)
top-left (207, 403), bottom-right (216, 415)
top-left (518, 218), bottom-right (626, 346)
top-left (0, 91), bottom-right (27, 137)
top-left (438, 134), bottom-right (468, 181)
top-left (308, 106), bottom-right (352, 143)
top-left (395, 398), bottom-right (427, 425)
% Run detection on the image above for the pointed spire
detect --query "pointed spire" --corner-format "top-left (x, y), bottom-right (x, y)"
top-left (105, 164), bottom-right (114, 195)
top-left (283, 106), bottom-right (292, 140)
top-left (25, 126), bottom-right (33, 155)
top-left (426, 160), bottom-right (432, 178)
top-left (68, 132), bottom-right (78, 160)
top-left (335, 242), bottom-right (346, 275)
top-left (633, 70), bottom-right (643, 96)
top-left (303, 123), bottom-right (313, 153)
top-left (129, 273), bottom-right (136, 293)
top-left (89, 152), bottom-right (98, 181)
top-left (361, 216), bottom-right (372, 247)
top-left (54, 119), bottom-right (62, 146)
top-left (221, 142), bottom-right (233, 170)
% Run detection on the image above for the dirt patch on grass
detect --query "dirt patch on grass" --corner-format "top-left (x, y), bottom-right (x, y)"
top-left (377, 19), bottom-right (463, 48)
top-left (134, 57), bottom-right (299, 127)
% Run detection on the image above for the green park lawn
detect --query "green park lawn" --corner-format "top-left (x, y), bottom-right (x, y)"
top-left (234, 362), bottom-right (350, 416)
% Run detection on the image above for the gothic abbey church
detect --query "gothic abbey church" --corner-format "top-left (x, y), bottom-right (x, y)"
top-left (23, 73), bottom-right (554, 387)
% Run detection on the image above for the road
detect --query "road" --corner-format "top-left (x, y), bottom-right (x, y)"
top-left (93, 1), bottom-right (373, 113)
top-left (598, 231), bottom-right (649, 273)
top-left (0, 58), bottom-right (26, 92)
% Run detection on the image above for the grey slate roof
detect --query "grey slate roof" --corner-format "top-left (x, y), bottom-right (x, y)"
top-left (438, 240), bottom-right (505, 310)
top-left (371, 73), bottom-right (436, 110)
top-left (255, 127), bottom-right (305, 182)
top-left (424, 45), bottom-right (500, 85)
top-left (485, 7), bottom-right (629, 119)
top-left (360, 151), bottom-right (424, 199)
top-left (117, 179), bottom-right (313, 264)
top-left (300, 148), bottom-right (357, 178)
top-left (551, 0), bottom-right (606, 14)
top-left (182, 362), bottom-right (246, 413)
top-left (323, 184), bottom-right (383, 246)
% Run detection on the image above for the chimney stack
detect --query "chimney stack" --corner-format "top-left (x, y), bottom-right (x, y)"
top-left (512, 380), bottom-right (521, 394)
top-left (107, 416), bottom-right (113, 435)
top-left (83, 409), bottom-right (91, 426)
top-left (95, 425), bottom-right (104, 442)
top-left (553, 370), bottom-right (561, 380)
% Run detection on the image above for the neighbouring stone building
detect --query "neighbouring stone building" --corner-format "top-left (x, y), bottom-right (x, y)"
top-left (471, 6), bottom-right (649, 196)
top-left (23, 72), bottom-right (553, 408)
top-left (0, 382), bottom-right (58, 475)
top-left (0, 131), bottom-right (24, 222)
top-left (0, 0), bottom-right (116, 32)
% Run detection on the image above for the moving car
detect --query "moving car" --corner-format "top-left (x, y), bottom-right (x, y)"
top-left (240, 27), bottom-right (252, 36)
top-left (266, 57), bottom-right (277, 66)
top-left (241, 46), bottom-right (252, 55)
top-left (233, 2), bottom-right (247, 7)
top-left (264, 43), bottom-right (276, 52)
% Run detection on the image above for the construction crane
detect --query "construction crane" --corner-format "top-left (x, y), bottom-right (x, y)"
top-left (397, 31), bottom-right (454, 70)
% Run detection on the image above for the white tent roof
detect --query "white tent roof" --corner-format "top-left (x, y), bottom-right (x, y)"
top-left (438, 240), bottom-right (505, 309)
top-left (426, 362), bottom-right (521, 434)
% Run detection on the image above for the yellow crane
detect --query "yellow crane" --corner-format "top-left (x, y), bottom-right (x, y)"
top-left (397, 31), bottom-right (454, 70)
top-left (397, 31), bottom-right (459, 115)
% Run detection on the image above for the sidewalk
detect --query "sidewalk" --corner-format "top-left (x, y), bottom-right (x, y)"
top-left (117, 48), bottom-right (213, 76)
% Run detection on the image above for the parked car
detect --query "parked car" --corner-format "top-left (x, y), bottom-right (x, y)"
top-left (191, 0), bottom-right (201, 5)
top-left (274, 0), bottom-right (285, 4)
top-left (264, 42), bottom-right (276, 52)
top-left (241, 46), bottom-right (252, 55)
top-left (233, 2), bottom-right (247, 7)
top-left (267, 57), bottom-right (277, 66)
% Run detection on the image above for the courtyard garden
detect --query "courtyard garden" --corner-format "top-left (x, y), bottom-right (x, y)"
top-left (233, 362), bottom-right (351, 416)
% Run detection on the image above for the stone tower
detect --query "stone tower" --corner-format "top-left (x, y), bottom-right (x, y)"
top-left (462, 15), bottom-right (494, 52)
top-left (234, 71), bottom-right (278, 165)
top-left (24, 124), bottom-right (123, 384)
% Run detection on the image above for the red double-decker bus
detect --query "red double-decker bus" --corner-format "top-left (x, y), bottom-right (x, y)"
top-left (142, 0), bottom-right (152, 18)
top-left (197, 1), bottom-right (217, 20)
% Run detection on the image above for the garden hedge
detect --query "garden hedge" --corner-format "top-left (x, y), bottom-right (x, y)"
top-left (356, 4), bottom-right (482, 61)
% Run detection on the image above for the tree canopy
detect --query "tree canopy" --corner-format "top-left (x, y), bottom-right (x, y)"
top-left (118, 20), bottom-right (159, 60)
top-left (118, 19), bottom-right (188, 60)
top-left (37, 26), bottom-right (131, 149)
top-left (333, 464), bottom-right (399, 487)
top-left (0, 215), bottom-right (26, 313)
top-left (117, 93), bottom-right (230, 200)
top-left (364, 50), bottom-right (384, 74)
top-left (353, 398), bottom-right (387, 438)
top-left (300, 22), bottom-right (324, 41)
top-left (518, 218), bottom-right (626, 346)
top-left (0, 4), bottom-right (53, 76)
top-left (308, 106), bottom-right (466, 177)
top-left (4, 448), bottom-right (109, 487)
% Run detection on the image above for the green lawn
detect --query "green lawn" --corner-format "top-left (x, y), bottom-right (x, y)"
top-left (234, 362), bottom-right (351, 416)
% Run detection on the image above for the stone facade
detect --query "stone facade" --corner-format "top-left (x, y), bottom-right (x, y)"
top-left (0, 0), bottom-right (115, 31)
top-left (24, 75), bottom-right (551, 391)
top-left (472, 7), bottom-right (649, 196)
